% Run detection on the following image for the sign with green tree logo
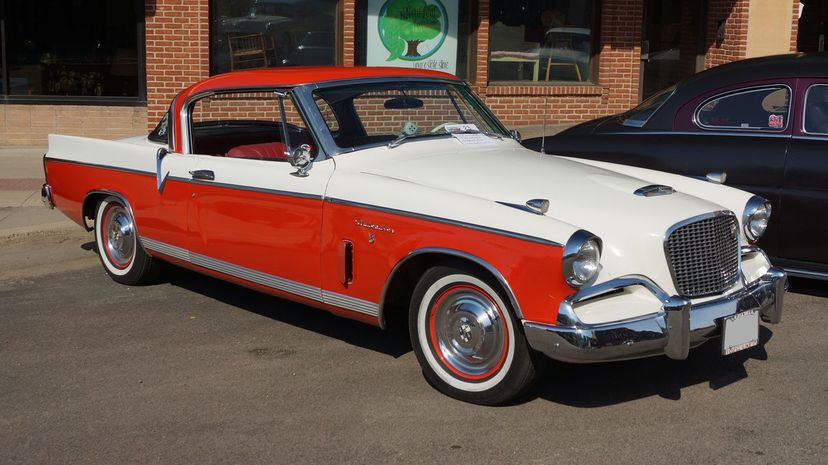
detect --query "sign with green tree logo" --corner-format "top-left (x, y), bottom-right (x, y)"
top-left (367, 0), bottom-right (458, 74)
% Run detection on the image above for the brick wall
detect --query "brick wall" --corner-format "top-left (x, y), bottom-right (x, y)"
top-left (705, 0), bottom-right (749, 68)
top-left (790, 0), bottom-right (800, 52)
top-left (145, 0), bottom-right (211, 129)
top-left (480, 0), bottom-right (642, 130)
top-left (0, 105), bottom-right (147, 146)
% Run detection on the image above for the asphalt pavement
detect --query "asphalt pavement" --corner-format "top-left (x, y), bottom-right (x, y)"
top-left (1, 230), bottom-right (826, 465)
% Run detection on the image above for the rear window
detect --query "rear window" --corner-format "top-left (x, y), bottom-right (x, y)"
top-left (620, 85), bottom-right (675, 127)
top-left (695, 85), bottom-right (790, 131)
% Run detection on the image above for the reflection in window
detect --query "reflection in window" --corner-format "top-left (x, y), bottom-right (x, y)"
top-left (210, 0), bottom-right (337, 74)
top-left (3, 0), bottom-right (144, 99)
top-left (804, 85), bottom-right (828, 135)
top-left (190, 92), bottom-right (314, 160)
top-left (696, 86), bottom-right (790, 131)
top-left (489, 0), bottom-right (594, 83)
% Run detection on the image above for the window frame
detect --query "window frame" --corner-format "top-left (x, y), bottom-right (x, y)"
top-left (692, 84), bottom-right (793, 133)
top-left (0, 0), bottom-right (146, 105)
top-left (181, 86), bottom-right (324, 161)
top-left (486, 0), bottom-right (601, 86)
top-left (802, 83), bottom-right (828, 137)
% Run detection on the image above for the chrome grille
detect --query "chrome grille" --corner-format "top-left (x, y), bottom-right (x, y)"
top-left (665, 213), bottom-right (740, 298)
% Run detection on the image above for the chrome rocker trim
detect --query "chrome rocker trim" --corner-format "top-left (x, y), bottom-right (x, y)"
top-left (523, 267), bottom-right (786, 363)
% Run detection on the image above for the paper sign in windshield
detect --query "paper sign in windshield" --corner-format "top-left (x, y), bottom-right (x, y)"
top-left (452, 132), bottom-right (496, 146)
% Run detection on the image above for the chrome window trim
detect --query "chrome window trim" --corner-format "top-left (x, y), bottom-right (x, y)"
top-left (302, 78), bottom-right (511, 157)
top-left (693, 84), bottom-right (792, 132)
top-left (662, 210), bottom-right (741, 298)
top-left (802, 83), bottom-right (828, 136)
top-left (179, 85), bottom-right (330, 161)
top-left (378, 247), bottom-right (524, 328)
top-left (325, 197), bottom-right (562, 247)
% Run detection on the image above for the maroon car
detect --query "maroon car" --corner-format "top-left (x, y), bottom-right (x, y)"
top-left (524, 53), bottom-right (828, 280)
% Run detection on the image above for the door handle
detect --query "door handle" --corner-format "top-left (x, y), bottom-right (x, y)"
top-left (189, 170), bottom-right (215, 181)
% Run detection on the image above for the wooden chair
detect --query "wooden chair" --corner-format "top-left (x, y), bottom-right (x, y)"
top-left (227, 33), bottom-right (269, 71)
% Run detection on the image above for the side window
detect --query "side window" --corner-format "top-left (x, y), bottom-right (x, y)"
top-left (189, 91), bottom-right (315, 161)
top-left (803, 84), bottom-right (828, 135)
top-left (695, 86), bottom-right (790, 131)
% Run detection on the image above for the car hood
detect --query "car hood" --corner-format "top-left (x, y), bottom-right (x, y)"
top-left (359, 141), bottom-right (722, 228)
top-left (350, 140), bottom-right (731, 288)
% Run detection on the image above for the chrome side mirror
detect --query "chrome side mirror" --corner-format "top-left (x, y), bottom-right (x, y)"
top-left (509, 129), bottom-right (522, 142)
top-left (288, 144), bottom-right (313, 177)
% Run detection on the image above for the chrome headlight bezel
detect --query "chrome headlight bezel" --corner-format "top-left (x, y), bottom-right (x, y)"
top-left (742, 195), bottom-right (772, 243)
top-left (562, 230), bottom-right (603, 287)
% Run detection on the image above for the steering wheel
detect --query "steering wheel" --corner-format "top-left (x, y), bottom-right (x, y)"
top-left (430, 122), bottom-right (460, 133)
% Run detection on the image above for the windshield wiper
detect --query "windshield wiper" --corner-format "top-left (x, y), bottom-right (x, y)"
top-left (387, 132), bottom-right (447, 149)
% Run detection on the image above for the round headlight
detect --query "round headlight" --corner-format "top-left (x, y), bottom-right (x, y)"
top-left (563, 230), bottom-right (603, 287)
top-left (743, 196), bottom-right (772, 242)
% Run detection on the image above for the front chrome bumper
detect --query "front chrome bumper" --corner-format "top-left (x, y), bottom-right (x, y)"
top-left (523, 267), bottom-right (787, 363)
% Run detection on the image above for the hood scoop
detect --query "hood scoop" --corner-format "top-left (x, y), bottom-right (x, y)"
top-left (634, 184), bottom-right (676, 197)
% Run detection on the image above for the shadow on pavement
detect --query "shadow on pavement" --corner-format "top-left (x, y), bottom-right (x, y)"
top-left (528, 326), bottom-right (773, 407)
top-left (161, 263), bottom-right (413, 358)
top-left (125, 255), bottom-right (776, 407)
top-left (787, 277), bottom-right (828, 298)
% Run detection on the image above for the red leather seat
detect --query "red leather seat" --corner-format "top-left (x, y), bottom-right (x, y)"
top-left (226, 142), bottom-right (288, 161)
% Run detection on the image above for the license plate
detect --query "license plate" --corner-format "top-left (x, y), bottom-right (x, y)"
top-left (722, 309), bottom-right (759, 355)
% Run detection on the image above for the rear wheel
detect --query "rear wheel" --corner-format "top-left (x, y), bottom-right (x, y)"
top-left (409, 266), bottom-right (541, 405)
top-left (94, 196), bottom-right (158, 285)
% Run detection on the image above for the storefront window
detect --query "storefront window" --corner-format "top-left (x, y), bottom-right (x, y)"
top-left (1, 0), bottom-right (145, 101)
top-left (489, 0), bottom-right (594, 83)
top-left (356, 0), bottom-right (474, 80)
top-left (210, 0), bottom-right (337, 74)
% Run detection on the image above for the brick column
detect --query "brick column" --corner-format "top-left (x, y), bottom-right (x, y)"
top-left (145, 0), bottom-right (211, 129)
top-left (473, 0), bottom-right (490, 91)
top-left (597, 0), bottom-right (644, 111)
top-left (342, 0), bottom-right (357, 66)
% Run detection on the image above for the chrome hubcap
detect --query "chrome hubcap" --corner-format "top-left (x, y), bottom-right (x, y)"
top-left (431, 287), bottom-right (506, 378)
top-left (105, 206), bottom-right (134, 267)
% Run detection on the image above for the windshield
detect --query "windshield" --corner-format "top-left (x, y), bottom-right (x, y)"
top-left (620, 85), bottom-right (675, 127)
top-left (311, 82), bottom-right (509, 151)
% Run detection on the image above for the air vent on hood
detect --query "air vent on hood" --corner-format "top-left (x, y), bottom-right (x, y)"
top-left (634, 184), bottom-right (675, 197)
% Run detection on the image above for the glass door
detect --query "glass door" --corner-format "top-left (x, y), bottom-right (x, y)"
top-left (640, 0), bottom-right (705, 100)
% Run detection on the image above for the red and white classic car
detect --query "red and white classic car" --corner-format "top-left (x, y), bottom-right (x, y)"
top-left (42, 67), bottom-right (786, 404)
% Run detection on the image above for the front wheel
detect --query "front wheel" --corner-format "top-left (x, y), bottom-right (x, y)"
top-left (409, 266), bottom-right (542, 405)
top-left (94, 196), bottom-right (158, 285)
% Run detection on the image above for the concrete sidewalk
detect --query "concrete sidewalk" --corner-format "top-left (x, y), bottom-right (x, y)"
top-left (0, 147), bottom-right (77, 240)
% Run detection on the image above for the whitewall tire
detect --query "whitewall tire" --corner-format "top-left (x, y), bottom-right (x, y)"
top-left (409, 265), bottom-right (542, 405)
top-left (94, 196), bottom-right (158, 285)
